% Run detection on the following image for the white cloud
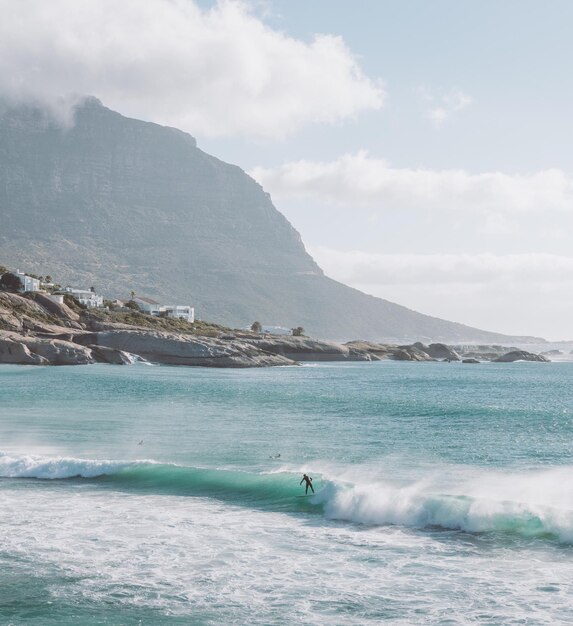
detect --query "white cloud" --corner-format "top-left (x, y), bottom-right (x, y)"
top-left (310, 248), bottom-right (573, 287)
top-left (0, 0), bottom-right (383, 137)
top-left (420, 88), bottom-right (472, 128)
top-left (251, 152), bottom-right (573, 213)
top-left (310, 248), bottom-right (573, 339)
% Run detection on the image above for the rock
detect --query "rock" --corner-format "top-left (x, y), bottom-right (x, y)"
top-left (21, 337), bottom-right (94, 365)
top-left (0, 330), bottom-right (93, 365)
top-left (390, 349), bottom-right (416, 361)
top-left (460, 351), bottom-right (500, 361)
top-left (345, 340), bottom-right (392, 358)
top-left (456, 344), bottom-right (521, 361)
top-left (0, 335), bottom-right (48, 364)
top-left (347, 346), bottom-right (379, 361)
top-left (462, 358), bottom-right (481, 364)
top-left (241, 336), bottom-right (372, 361)
top-left (540, 349), bottom-right (562, 356)
top-left (89, 344), bottom-right (133, 365)
top-left (417, 342), bottom-right (461, 361)
top-left (345, 340), bottom-right (434, 361)
top-left (494, 351), bottom-right (549, 363)
top-left (395, 345), bottom-right (434, 361)
top-left (74, 330), bottom-right (296, 367)
top-left (29, 292), bottom-right (81, 323)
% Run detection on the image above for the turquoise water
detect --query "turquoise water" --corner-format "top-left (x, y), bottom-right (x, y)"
top-left (1, 361), bottom-right (573, 624)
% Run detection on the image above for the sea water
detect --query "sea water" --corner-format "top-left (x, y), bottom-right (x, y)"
top-left (1, 360), bottom-right (573, 625)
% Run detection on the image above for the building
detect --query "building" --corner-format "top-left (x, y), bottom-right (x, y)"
top-left (131, 296), bottom-right (162, 315)
top-left (162, 305), bottom-right (195, 323)
top-left (59, 286), bottom-right (104, 308)
top-left (130, 296), bottom-right (194, 322)
top-left (15, 270), bottom-right (40, 293)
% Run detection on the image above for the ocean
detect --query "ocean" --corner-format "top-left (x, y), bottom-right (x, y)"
top-left (1, 360), bottom-right (573, 625)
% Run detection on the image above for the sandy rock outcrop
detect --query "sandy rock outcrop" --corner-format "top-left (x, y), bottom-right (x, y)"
top-left (89, 344), bottom-right (134, 365)
top-left (242, 336), bottom-right (373, 361)
top-left (29, 292), bottom-right (80, 323)
top-left (345, 340), bottom-right (392, 358)
top-left (0, 331), bottom-right (93, 365)
top-left (494, 350), bottom-right (549, 363)
top-left (74, 330), bottom-right (296, 367)
top-left (413, 342), bottom-right (460, 361)
top-left (345, 341), bottom-right (434, 361)
top-left (395, 345), bottom-right (434, 361)
top-left (0, 334), bottom-right (48, 364)
top-left (19, 336), bottom-right (94, 365)
top-left (0, 292), bottom-right (50, 332)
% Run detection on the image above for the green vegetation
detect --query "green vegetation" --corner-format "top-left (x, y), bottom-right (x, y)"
top-left (291, 326), bottom-right (305, 337)
top-left (251, 321), bottom-right (262, 333)
top-left (0, 272), bottom-right (23, 293)
top-left (63, 293), bottom-right (86, 311)
top-left (84, 308), bottom-right (234, 337)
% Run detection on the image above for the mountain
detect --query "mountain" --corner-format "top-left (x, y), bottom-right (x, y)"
top-left (0, 98), bottom-right (540, 343)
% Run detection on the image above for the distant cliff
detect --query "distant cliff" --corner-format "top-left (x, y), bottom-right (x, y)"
top-left (0, 98), bottom-right (540, 343)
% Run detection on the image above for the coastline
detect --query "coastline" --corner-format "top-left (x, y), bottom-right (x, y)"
top-left (0, 291), bottom-right (554, 367)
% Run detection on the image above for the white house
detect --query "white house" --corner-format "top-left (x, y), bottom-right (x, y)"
top-left (59, 286), bottom-right (104, 308)
top-left (162, 305), bottom-right (195, 323)
top-left (15, 270), bottom-right (40, 293)
top-left (130, 296), bottom-right (194, 322)
top-left (131, 296), bottom-right (162, 315)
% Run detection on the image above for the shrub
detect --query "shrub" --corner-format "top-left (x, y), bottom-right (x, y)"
top-left (0, 272), bottom-right (23, 293)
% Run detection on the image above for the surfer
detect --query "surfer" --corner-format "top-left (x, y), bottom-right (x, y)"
top-left (300, 473), bottom-right (314, 495)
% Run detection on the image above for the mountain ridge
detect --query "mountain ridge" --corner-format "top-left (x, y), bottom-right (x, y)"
top-left (0, 98), bottom-right (542, 343)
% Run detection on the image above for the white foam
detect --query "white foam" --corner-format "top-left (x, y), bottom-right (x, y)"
top-left (0, 451), bottom-right (139, 479)
top-left (1, 472), bottom-right (572, 624)
top-left (316, 465), bottom-right (573, 541)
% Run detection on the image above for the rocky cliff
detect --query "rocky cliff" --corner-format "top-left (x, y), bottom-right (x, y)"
top-left (0, 98), bottom-right (540, 343)
top-left (0, 291), bottom-right (547, 367)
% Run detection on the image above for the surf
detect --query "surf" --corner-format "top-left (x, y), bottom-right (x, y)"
top-left (315, 464), bottom-right (573, 543)
top-left (0, 451), bottom-right (319, 512)
top-left (4, 451), bottom-right (573, 543)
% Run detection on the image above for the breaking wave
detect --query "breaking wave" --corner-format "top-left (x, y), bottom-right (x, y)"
top-left (3, 452), bottom-right (573, 542)
top-left (315, 472), bottom-right (573, 542)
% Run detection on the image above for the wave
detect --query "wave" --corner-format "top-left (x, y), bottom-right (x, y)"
top-left (3, 452), bottom-right (573, 542)
top-left (316, 478), bottom-right (573, 542)
top-left (0, 451), bottom-right (137, 479)
top-left (0, 452), bottom-right (308, 510)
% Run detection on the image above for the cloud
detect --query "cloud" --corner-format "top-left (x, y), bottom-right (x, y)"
top-left (0, 0), bottom-right (384, 138)
top-left (310, 248), bottom-right (573, 286)
top-left (419, 88), bottom-right (472, 128)
top-left (251, 152), bottom-right (573, 214)
top-left (310, 248), bottom-right (573, 339)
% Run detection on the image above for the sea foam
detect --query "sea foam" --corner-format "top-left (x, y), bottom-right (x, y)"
top-left (317, 465), bottom-right (573, 542)
top-left (0, 451), bottom-right (141, 479)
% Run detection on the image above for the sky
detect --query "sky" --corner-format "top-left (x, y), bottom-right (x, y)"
top-left (1, 0), bottom-right (572, 340)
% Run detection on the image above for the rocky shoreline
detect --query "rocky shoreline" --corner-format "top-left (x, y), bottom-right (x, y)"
top-left (0, 292), bottom-right (550, 368)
